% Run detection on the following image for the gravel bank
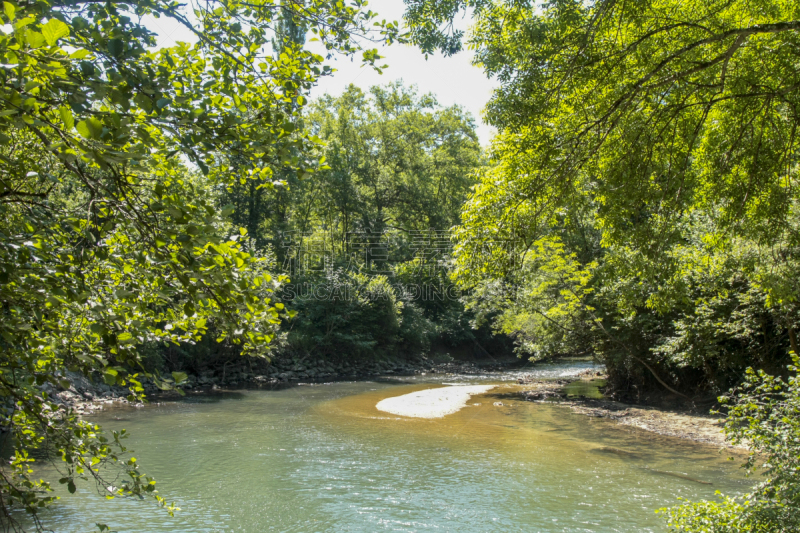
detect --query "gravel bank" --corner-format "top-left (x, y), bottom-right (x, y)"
top-left (519, 373), bottom-right (741, 449)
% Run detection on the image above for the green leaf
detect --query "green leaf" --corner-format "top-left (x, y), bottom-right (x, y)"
top-left (70, 48), bottom-right (90, 59)
top-left (107, 38), bottom-right (124, 57)
top-left (12, 15), bottom-right (33, 30)
top-left (3, 1), bottom-right (15, 22)
top-left (102, 368), bottom-right (118, 386)
top-left (25, 30), bottom-right (46, 49)
top-left (171, 371), bottom-right (188, 384)
top-left (86, 117), bottom-right (103, 138)
top-left (59, 106), bottom-right (74, 130)
top-left (77, 118), bottom-right (103, 139)
top-left (76, 120), bottom-right (91, 139)
top-left (41, 18), bottom-right (69, 46)
top-left (67, 480), bottom-right (76, 494)
top-left (167, 206), bottom-right (183, 220)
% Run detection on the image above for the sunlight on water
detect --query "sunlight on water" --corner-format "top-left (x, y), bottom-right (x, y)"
top-left (19, 369), bottom-right (751, 532)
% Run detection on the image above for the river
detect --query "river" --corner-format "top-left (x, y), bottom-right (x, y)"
top-left (22, 361), bottom-right (751, 532)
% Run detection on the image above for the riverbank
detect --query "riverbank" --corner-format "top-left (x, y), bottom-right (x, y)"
top-left (54, 358), bottom-right (739, 450)
top-left (51, 357), bottom-right (523, 414)
top-left (518, 371), bottom-right (739, 449)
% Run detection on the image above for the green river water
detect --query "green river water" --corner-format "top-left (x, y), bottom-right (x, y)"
top-left (20, 362), bottom-right (751, 532)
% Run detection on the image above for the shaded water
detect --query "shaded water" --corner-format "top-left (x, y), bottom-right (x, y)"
top-left (23, 362), bottom-right (750, 532)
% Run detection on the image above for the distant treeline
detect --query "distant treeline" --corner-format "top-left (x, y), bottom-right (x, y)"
top-left (146, 82), bottom-right (511, 374)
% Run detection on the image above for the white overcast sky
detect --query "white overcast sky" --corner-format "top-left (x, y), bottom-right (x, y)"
top-left (145, 0), bottom-right (497, 145)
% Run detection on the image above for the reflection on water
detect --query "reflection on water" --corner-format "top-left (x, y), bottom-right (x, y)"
top-left (562, 379), bottom-right (607, 399)
top-left (16, 371), bottom-right (750, 532)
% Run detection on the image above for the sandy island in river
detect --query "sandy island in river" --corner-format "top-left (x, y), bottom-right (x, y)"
top-left (376, 385), bottom-right (496, 418)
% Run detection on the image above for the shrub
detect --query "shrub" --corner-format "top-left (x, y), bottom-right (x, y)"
top-left (661, 357), bottom-right (800, 532)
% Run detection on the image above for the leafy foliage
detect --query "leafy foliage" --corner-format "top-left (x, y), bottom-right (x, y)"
top-left (407, 0), bottom-right (800, 251)
top-left (307, 83), bottom-right (481, 237)
top-left (0, 0), bottom-right (398, 527)
top-left (219, 82), bottom-right (489, 363)
top-left (661, 358), bottom-right (800, 532)
top-left (402, 0), bottom-right (800, 395)
top-left (283, 269), bottom-right (406, 359)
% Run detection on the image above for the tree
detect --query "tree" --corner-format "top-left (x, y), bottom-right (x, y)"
top-left (0, 0), bottom-right (399, 528)
top-left (276, 82), bottom-right (487, 361)
top-left (408, 0), bottom-right (799, 248)
top-left (402, 0), bottom-right (800, 395)
top-left (307, 83), bottom-right (481, 249)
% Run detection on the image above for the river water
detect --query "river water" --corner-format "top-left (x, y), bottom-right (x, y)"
top-left (25, 361), bottom-right (751, 532)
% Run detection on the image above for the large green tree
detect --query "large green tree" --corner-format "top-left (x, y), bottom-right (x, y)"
top-left (0, 0), bottom-right (398, 528)
top-left (406, 0), bottom-right (800, 263)
top-left (401, 0), bottom-right (800, 393)
top-left (273, 83), bottom-right (486, 361)
top-left (307, 83), bottom-right (481, 250)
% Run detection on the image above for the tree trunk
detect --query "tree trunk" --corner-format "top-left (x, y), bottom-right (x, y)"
top-left (788, 323), bottom-right (799, 356)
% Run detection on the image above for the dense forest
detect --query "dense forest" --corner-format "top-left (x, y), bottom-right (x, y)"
top-left (1, 0), bottom-right (799, 531)
top-left (136, 81), bottom-right (511, 377)
top-left (416, 0), bottom-right (800, 402)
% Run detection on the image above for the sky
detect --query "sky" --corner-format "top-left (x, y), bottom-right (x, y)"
top-left (307, 0), bottom-right (497, 145)
top-left (144, 0), bottom-right (497, 145)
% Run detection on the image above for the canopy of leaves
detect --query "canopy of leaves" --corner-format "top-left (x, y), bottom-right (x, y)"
top-left (401, 0), bottom-right (800, 396)
top-left (405, 0), bottom-right (800, 277)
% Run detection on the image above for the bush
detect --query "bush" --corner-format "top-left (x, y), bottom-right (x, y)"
top-left (281, 269), bottom-right (406, 360)
top-left (660, 357), bottom-right (800, 532)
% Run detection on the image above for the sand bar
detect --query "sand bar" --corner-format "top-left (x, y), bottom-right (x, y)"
top-left (376, 385), bottom-right (495, 418)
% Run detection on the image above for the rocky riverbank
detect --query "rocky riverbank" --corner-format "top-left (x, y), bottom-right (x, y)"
top-left (54, 356), bottom-right (522, 414)
top-left (49, 371), bottom-right (137, 416)
top-left (55, 358), bottom-right (739, 450)
top-left (518, 371), bottom-right (740, 449)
